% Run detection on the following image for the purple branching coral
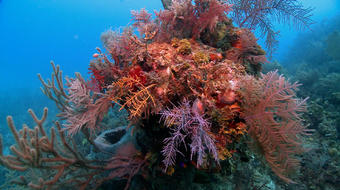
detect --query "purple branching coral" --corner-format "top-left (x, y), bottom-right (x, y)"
top-left (160, 99), bottom-right (218, 170)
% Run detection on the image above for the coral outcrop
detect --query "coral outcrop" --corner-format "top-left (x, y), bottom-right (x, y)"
top-left (0, 0), bottom-right (313, 189)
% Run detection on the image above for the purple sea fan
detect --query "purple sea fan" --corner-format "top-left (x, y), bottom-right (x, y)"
top-left (160, 99), bottom-right (218, 170)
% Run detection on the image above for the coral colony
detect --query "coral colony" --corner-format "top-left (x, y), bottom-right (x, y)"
top-left (0, 0), bottom-right (313, 189)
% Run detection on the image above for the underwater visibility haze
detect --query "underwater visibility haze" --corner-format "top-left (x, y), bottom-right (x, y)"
top-left (0, 0), bottom-right (340, 189)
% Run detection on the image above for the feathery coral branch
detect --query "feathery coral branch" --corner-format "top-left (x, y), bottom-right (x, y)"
top-left (160, 99), bottom-right (218, 170)
top-left (109, 76), bottom-right (156, 118)
top-left (241, 70), bottom-right (310, 183)
top-left (227, 0), bottom-right (314, 55)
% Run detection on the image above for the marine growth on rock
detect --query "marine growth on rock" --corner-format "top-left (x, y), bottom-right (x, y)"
top-left (0, 0), bottom-right (313, 189)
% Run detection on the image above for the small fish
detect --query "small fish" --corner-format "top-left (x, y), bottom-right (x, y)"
top-left (93, 53), bottom-right (99, 58)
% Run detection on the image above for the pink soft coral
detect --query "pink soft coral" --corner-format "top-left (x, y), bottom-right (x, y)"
top-left (155, 0), bottom-right (232, 41)
top-left (240, 70), bottom-right (311, 183)
top-left (62, 74), bottom-right (112, 135)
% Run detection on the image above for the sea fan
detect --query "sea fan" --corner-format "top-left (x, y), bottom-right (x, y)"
top-left (101, 28), bottom-right (138, 65)
top-left (192, 0), bottom-right (232, 38)
top-left (62, 74), bottom-right (112, 135)
top-left (131, 8), bottom-right (157, 39)
top-left (227, 0), bottom-right (314, 55)
top-left (241, 70), bottom-right (310, 183)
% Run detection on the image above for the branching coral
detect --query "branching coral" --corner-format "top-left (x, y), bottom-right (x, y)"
top-left (98, 155), bottom-right (148, 190)
top-left (240, 70), bottom-right (311, 183)
top-left (100, 28), bottom-right (139, 66)
top-left (160, 99), bottom-right (218, 170)
top-left (227, 28), bottom-right (267, 64)
top-left (0, 108), bottom-right (147, 190)
top-left (156, 0), bottom-right (232, 41)
top-left (227, 0), bottom-right (314, 55)
top-left (109, 76), bottom-right (156, 119)
top-left (40, 62), bottom-right (112, 136)
top-left (0, 108), bottom-right (105, 189)
top-left (38, 62), bottom-right (69, 113)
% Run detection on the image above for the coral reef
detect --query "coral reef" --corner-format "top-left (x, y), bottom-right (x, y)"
top-left (0, 108), bottom-right (145, 190)
top-left (277, 14), bottom-right (340, 190)
top-left (0, 0), bottom-right (314, 189)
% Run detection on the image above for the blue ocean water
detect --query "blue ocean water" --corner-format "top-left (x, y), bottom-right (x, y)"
top-left (0, 0), bottom-right (340, 189)
top-left (1, 0), bottom-right (339, 90)
top-left (0, 0), bottom-right (162, 132)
